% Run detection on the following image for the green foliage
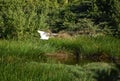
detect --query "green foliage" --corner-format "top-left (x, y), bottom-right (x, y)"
top-left (0, 36), bottom-right (120, 81)
top-left (0, 0), bottom-right (120, 39)
top-left (91, 0), bottom-right (120, 37)
top-left (1, 36), bottom-right (119, 63)
top-left (0, 61), bottom-right (119, 81)
top-left (0, 39), bottom-right (58, 62)
top-left (83, 63), bottom-right (119, 81)
top-left (0, 0), bottom-right (49, 39)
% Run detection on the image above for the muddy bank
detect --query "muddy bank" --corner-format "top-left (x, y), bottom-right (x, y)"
top-left (46, 52), bottom-right (120, 65)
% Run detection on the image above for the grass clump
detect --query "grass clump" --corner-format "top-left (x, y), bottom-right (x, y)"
top-left (83, 63), bottom-right (120, 81)
top-left (48, 36), bottom-right (120, 63)
top-left (0, 61), bottom-right (119, 81)
top-left (0, 39), bottom-right (58, 62)
top-left (0, 36), bottom-right (120, 63)
top-left (0, 36), bottom-right (120, 81)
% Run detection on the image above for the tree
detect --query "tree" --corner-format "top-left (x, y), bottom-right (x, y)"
top-left (92, 0), bottom-right (120, 37)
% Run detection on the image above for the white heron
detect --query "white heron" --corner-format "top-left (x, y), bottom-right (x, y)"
top-left (37, 30), bottom-right (50, 40)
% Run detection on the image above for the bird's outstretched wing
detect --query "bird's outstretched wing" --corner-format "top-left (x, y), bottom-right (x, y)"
top-left (37, 30), bottom-right (49, 40)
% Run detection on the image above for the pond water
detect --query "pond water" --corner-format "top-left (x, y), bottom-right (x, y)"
top-left (46, 53), bottom-right (120, 65)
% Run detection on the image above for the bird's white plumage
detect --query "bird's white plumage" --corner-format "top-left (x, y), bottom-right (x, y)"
top-left (37, 30), bottom-right (49, 40)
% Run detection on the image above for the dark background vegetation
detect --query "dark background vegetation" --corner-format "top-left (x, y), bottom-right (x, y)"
top-left (0, 0), bottom-right (120, 81)
top-left (0, 0), bottom-right (120, 39)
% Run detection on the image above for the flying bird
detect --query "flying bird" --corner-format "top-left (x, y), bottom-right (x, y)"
top-left (37, 30), bottom-right (50, 40)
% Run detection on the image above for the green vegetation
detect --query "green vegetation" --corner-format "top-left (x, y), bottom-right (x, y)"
top-left (0, 36), bottom-right (120, 59)
top-left (0, 36), bottom-right (120, 80)
top-left (0, 0), bottom-right (120, 39)
top-left (0, 0), bottom-right (120, 81)
top-left (0, 60), bottom-right (119, 81)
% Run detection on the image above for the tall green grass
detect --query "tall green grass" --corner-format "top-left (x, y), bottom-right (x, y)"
top-left (77, 36), bottom-right (120, 56)
top-left (0, 61), bottom-right (119, 81)
top-left (48, 36), bottom-right (120, 56)
top-left (0, 39), bottom-right (58, 63)
top-left (0, 36), bottom-right (120, 81)
top-left (0, 60), bottom-right (89, 81)
top-left (0, 36), bottom-right (120, 63)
